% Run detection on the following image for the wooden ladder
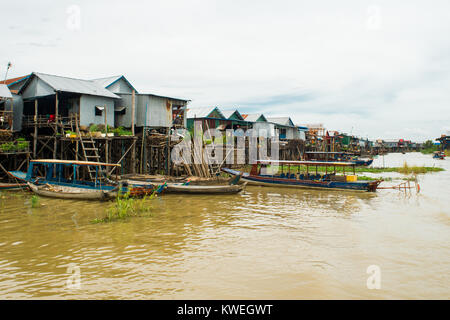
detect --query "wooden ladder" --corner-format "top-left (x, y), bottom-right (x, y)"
top-left (74, 115), bottom-right (106, 182)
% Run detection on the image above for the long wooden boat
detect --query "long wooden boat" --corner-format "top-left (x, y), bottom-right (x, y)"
top-left (164, 183), bottom-right (246, 194)
top-left (0, 182), bottom-right (28, 190)
top-left (222, 160), bottom-right (382, 192)
top-left (433, 151), bottom-right (445, 160)
top-left (8, 159), bottom-right (121, 192)
top-left (27, 182), bottom-right (118, 200)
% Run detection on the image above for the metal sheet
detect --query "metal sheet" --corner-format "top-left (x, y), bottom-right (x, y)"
top-left (0, 84), bottom-right (13, 98)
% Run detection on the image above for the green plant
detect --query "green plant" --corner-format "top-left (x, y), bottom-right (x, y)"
top-left (91, 190), bottom-right (156, 223)
top-left (89, 124), bottom-right (99, 132)
top-left (112, 126), bottom-right (133, 136)
top-left (0, 142), bottom-right (15, 152)
top-left (31, 195), bottom-right (40, 208)
top-left (16, 141), bottom-right (29, 151)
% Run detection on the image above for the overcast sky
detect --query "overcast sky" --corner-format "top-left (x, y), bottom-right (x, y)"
top-left (2, 0), bottom-right (450, 141)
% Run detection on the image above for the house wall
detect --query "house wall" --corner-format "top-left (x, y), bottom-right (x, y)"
top-left (114, 94), bottom-right (132, 128)
top-left (21, 77), bottom-right (54, 99)
top-left (11, 94), bottom-right (23, 132)
top-left (79, 94), bottom-right (115, 127)
top-left (106, 78), bottom-right (134, 94)
top-left (140, 95), bottom-right (172, 128)
top-left (252, 122), bottom-right (275, 138)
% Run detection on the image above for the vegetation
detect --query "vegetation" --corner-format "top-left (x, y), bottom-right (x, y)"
top-left (89, 124), bottom-right (99, 132)
top-left (421, 140), bottom-right (439, 154)
top-left (91, 190), bottom-right (156, 223)
top-left (65, 130), bottom-right (77, 136)
top-left (0, 139), bottom-right (30, 152)
top-left (112, 126), bottom-right (133, 136)
top-left (31, 195), bottom-right (40, 208)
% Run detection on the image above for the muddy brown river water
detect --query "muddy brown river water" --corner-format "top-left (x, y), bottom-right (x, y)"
top-left (0, 152), bottom-right (449, 299)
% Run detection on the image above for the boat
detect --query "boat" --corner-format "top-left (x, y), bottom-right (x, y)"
top-left (119, 179), bottom-right (165, 197)
top-left (0, 182), bottom-right (28, 190)
top-left (164, 183), bottom-right (246, 194)
top-left (304, 152), bottom-right (373, 166)
top-left (222, 160), bottom-right (382, 192)
top-left (432, 151), bottom-right (445, 160)
top-left (164, 174), bottom-right (246, 194)
top-left (8, 159), bottom-right (121, 193)
top-left (27, 182), bottom-right (117, 200)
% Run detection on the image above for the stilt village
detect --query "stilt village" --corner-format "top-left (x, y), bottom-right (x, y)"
top-left (1, 71), bottom-right (436, 184)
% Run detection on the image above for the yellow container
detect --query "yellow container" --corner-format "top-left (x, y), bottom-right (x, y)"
top-left (346, 175), bottom-right (358, 182)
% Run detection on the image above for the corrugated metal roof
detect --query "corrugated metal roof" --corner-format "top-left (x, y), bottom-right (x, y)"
top-left (221, 109), bottom-right (245, 120)
top-left (91, 75), bottom-right (122, 88)
top-left (91, 75), bottom-right (139, 93)
top-left (242, 113), bottom-right (267, 122)
top-left (2, 75), bottom-right (30, 86)
top-left (267, 117), bottom-right (294, 127)
top-left (0, 84), bottom-right (13, 98)
top-left (221, 110), bottom-right (235, 118)
top-left (26, 72), bottom-right (120, 99)
top-left (187, 107), bottom-right (225, 119)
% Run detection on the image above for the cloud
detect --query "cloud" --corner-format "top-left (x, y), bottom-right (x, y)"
top-left (1, 0), bottom-right (449, 142)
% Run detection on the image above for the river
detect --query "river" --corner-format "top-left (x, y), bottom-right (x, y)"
top-left (0, 152), bottom-right (449, 299)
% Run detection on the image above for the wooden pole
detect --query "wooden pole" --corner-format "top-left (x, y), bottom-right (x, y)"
top-left (104, 104), bottom-right (107, 133)
top-left (131, 90), bottom-right (136, 173)
top-left (55, 92), bottom-right (59, 130)
top-left (33, 99), bottom-right (38, 158)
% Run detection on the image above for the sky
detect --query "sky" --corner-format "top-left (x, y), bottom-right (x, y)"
top-left (2, 0), bottom-right (450, 142)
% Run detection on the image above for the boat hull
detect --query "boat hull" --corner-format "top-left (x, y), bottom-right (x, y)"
top-left (222, 168), bottom-right (380, 192)
top-left (0, 182), bottom-right (28, 190)
top-left (27, 182), bottom-right (118, 200)
top-left (165, 183), bottom-right (246, 194)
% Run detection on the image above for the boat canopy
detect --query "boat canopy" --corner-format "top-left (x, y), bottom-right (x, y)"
top-left (305, 151), bottom-right (354, 155)
top-left (255, 160), bottom-right (357, 167)
top-left (30, 159), bottom-right (121, 167)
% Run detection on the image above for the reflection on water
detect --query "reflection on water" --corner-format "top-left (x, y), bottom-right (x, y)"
top-left (0, 153), bottom-right (449, 299)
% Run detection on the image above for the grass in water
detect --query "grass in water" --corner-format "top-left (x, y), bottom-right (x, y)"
top-left (397, 162), bottom-right (439, 174)
top-left (91, 190), bottom-right (156, 223)
top-left (31, 195), bottom-right (40, 208)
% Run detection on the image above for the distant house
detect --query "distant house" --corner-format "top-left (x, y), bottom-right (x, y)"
top-left (437, 135), bottom-right (450, 150)
top-left (267, 117), bottom-right (300, 140)
top-left (17, 72), bottom-right (120, 129)
top-left (384, 139), bottom-right (399, 149)
top-left (186, 107), bottom-right (227, 132)
top-left (241, 113), bottom-right (275, 138)
top-left (221, 109), bottom-right (249, 130)
top-left (2, 75), bottom-right (31, 131)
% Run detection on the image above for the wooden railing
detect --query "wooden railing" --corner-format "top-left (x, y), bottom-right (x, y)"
top-left (22, 115), bottom-right (77, 128)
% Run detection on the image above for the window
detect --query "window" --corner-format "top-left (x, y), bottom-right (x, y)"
top-left (114, 106), bottom-right (126, 115)
top-left (95, 106), bottom-right (104, 116)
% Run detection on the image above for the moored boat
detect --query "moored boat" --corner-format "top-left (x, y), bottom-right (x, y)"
top-left (432, 151), bottom-right (445, 160)
top-left (222, 160), bottom-right (382, 192)
top-left (0, 182), bottom-right (28, 190)
top-left (164, 183), bottom-right (246, 194)
top-left (27, 182), bottom-right (118, 200)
